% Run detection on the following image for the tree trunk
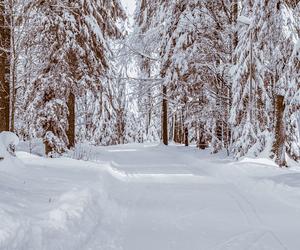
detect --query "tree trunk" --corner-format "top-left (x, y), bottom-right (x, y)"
top-left (174, 113), bottom-right (179, 143)
top-left (10, 18), bottom-right (16, 133)
top-left (45, 139), bottom-right (53, 156)
top-left (232, 0), bottom-right (238, 50)
top-left (197, 124), bottom-right (208, 150)
top-left (272, 95), bottom-right (286, 167)
top-left (67, 92), bottom-right (75, 149)
top-left (43, 89), bottom-right (55, 156)
top-left (162, 85), bottom-right (168, 145)
top-left (0, 2), bottom-right (10, 132)
top-left (184, 126), bottom-right (189, 146)
top-left (227, 0), bottom-right (238, 154)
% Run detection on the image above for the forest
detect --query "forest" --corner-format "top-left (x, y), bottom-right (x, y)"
top-left (0, 0), bottom-right (299, 165)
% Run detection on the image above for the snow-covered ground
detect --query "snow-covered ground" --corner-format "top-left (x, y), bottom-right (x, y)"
top-left (1, 143), bottom-right (300, 250)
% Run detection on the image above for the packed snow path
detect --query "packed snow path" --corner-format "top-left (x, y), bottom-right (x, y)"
top-left (1, 144), bottom-right (300, 249)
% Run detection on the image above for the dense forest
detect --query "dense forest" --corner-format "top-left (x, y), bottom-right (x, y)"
top-left (0, 0), bottom-right (299, 167)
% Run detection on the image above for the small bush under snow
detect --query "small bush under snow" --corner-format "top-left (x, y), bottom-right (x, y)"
top-left (0, 132), bottom-right (19, 159)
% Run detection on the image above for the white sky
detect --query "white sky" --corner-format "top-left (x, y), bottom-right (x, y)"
top-left (120, 0), bottom-right (136, 16)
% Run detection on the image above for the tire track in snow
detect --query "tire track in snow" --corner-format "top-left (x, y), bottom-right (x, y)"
top-left (226, 184), bottom-right (263, 226)
top-left (182, 154), bottom-right (290, 250)
top-left (207, 167), bottom-right (289, 250)
top-left (212, 229), bottom-right (289, 250)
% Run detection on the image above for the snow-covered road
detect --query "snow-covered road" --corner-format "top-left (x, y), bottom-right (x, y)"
top-left (1, 144), bottom-right (300, 249)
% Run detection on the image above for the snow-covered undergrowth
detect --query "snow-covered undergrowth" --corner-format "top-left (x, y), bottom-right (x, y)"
top-left (0, 132), bottom-right (19, 159)
top-left (17, 138), bottom-right (45, 157)
top-left (2, 142), bottom-right (300, 250)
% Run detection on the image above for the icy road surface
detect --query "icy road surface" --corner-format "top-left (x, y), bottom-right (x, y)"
top-left (1, 143), bottom-right (300, 250)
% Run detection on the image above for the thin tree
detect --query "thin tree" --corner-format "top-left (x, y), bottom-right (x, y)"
top-left (0, 1), bottom-right (10, 132)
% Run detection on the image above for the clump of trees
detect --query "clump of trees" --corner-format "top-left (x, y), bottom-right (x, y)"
top-left (132, 0), bottom-right (299, 167)
top-left (0, 0), bottom-right (299, 167)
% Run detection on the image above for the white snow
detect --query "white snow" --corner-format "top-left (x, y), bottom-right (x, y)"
top-left (1, 143), bottom-right (300, 249)
top-left (0, 132), bottom-right (19, 158)
top-left (0, 132), bottom-right (19, 148)
top-left (237, 15), bottom-right (252, 26)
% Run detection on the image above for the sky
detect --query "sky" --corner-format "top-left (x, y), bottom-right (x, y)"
top-left (120, 0), bottom-right (136, 16)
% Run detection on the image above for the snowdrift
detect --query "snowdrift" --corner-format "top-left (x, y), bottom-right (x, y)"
top-left (0, 132), bottom-right (19, 158)
top-left (0, 132), bottom-right (22, 170)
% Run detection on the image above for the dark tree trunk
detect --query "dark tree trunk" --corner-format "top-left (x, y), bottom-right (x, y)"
top-left (162, 85), bottom-right (168, 145)
top-left (45, 138), bottom-right (53, 156)
top-left (272, 95), bottom-right (286, 167)
top-left (184, 126), bottom-right (189, 146)
top-left (0, 2), bottom-right (10, 132)
top-left (116, 108), bottom-right (125, 145)
top-left (232, 0), bottom-right (238, 50)
top-left (146, 89), bottom-right (152, 136)
top-left (67, 92), bottom-right (75, 149)
top-left (43, 89), bottom-right (56, 156)
top-left (44, 122), bottom-right (55, 156)
top-left (174, 113), bottom-right (179, 143)
top-left (197, 124), bottom-right (208, 150)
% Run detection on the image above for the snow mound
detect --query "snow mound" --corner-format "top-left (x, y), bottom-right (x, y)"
top-left (0, 132), bottom-right (19, 159)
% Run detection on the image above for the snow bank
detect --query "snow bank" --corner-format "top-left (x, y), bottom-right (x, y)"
top-left (0, 132), bottom-right (19, 158)
top-left (17, 138), bottom-right (44, 157)
top-left (0, 132), bottom-right (24, 171)
top-left (0, 152), bottom-right (127, 250)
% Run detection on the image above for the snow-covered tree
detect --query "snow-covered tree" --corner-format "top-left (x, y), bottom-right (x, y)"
top-left (231, 0), bottom-right (299, 166)
top-left (21, 0), bottom-right (125, 155)
top-left (0, 0), bottom-right (11, 132)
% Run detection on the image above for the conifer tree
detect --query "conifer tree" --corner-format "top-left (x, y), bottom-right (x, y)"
top-left (231, 0), bottom-right (299, 165)
top-left (0, 1), bottom-right (10, 132)
top-left (23, 0), bottom-right (125, 155)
